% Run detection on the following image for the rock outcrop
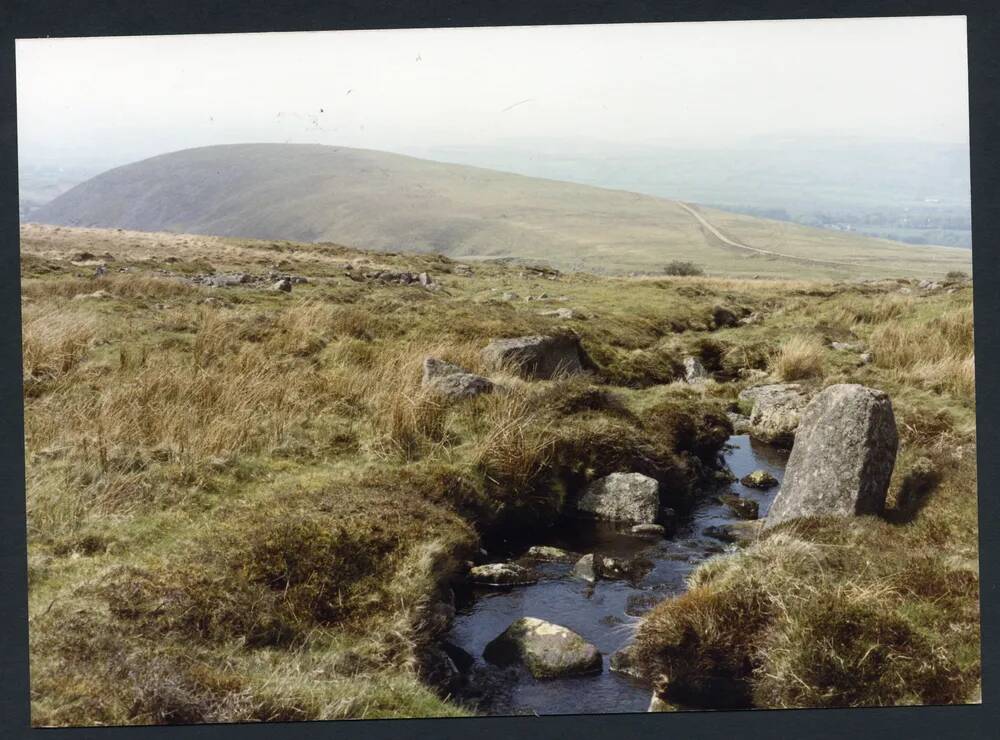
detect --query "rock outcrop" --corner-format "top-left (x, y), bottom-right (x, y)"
top-left (739, 383), bottom-right (811, 446)
top-left (765, 384), bottom-right (898, 529)
top-left (422, 357), bottom-right (494, 400)
top-left (481, 334), bottom-right (586, 379)
top-left (576, 472), bottom-right (660, 524)
top-left (483, 617), bottom-right (602, 679)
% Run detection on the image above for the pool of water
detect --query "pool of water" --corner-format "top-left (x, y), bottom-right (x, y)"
top-left (446, 434), bottom-right (789, 716)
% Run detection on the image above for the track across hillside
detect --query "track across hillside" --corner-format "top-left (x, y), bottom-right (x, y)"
top-left (678, 202), bottom-right (860, 268)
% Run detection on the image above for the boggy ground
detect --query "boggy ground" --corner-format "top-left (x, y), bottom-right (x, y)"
top-left (20, 223), bottom-right (978, 724)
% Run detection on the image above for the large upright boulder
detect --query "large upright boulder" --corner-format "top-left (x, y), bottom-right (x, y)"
top-left (576, 472), bottom-right (660, 524)
top-left (481, 335), bottom-right (586, 379)
top-left (739, 383), bottom-right (811, 446)
top-left (765, 384), bottom-right (898, 528)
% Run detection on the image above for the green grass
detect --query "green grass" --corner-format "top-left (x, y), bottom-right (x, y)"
top-left (21, 223), bottom-right (978, 724)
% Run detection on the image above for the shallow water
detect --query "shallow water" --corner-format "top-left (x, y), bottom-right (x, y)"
top-left (446, 434), bottom-right (789, 716)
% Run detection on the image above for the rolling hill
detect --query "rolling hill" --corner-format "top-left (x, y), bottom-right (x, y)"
top-left (31, 143), bottom-right (970, 279)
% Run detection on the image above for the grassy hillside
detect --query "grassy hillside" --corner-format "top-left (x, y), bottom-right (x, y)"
top-left (22, 224), bottom-right (977, 725)
top-left (31, 144), bottom-right (970, 279)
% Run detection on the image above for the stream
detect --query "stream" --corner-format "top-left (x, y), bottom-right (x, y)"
top-left (446, 434), bottom-right (789, 715)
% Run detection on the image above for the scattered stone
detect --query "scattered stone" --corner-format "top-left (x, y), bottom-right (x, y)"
top-left (572, 553), bottom-right (599, 583)
top-left (765, 384), bottom-right (898, 529)
top-left (683, 356), bottom-right (709, 383)
top-left (481, 334), bottom-right (587, 379)
top-left (859, 352), bottom-right (874, 365)
top-left (739, 312), bottom-right (763, 326)
top-left (722, 495), bottom-right (759, 520)
top-left (538, 308), bottom-right (575, 320)
top-left (421, 357), bottom-right (494, 400)
top-left (469, 563), bottom-right (539, 587)
top-left (484, 617), bottom-right (602, 679)
top-left (524, 545), bottom-right (577, 562)
top-left (499, 291), bottom-right (519, 301)
top-left (610, 645), bottom-right (643, 679)
top-left (72, 290), bottom-right (111, 300)
top-left (630, 523), bottom-right (665, 537)
top-left (917, 279), bottom-right (943, 291)
top-left (272, 277), bottom-right (293, 292)
top-left (576, 472), bottom-right (660, 524)
top-left (830, 341), bottom-right (863, 352)
top-left (740, 469), bottom-right (779, 489)
top-left (739, 383), bottom-right (811, 446)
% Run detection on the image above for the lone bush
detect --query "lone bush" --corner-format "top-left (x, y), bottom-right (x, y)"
top-left (664, 261), bottom-right (705, 277)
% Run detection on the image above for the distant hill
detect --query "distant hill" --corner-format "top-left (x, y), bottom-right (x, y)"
top-left (32, 143), bottom-right (970, 278)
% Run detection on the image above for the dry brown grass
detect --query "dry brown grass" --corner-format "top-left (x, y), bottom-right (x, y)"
top-left (869, 306), bottom-right (974, 396)
top-left (771, 335), bottom-right (826, 381)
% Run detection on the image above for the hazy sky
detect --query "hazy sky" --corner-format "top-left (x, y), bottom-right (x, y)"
top-left (16, 16), bottom-right (969, 169)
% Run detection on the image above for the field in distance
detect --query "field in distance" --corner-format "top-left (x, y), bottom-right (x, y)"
top-left (31, 144), bottom-right (971, 280)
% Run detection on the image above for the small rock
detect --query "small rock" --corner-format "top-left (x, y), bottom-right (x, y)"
top-left (739, 383), bottom-right (811, 447)
top-left (469, 563), bottom-right (539, 587)
top-left (499, 291), bottom-right (519, 301)
top-left (740, 469), bottom-right (779, 489)
top-left (272, 278), bottom-right (292, 292)
top-left (610, 645), bottom-right (643, 679)
top-left (72, 290), bottom-right (111, 300)
top-left (483, 617), bottom-right (602, 679)
top-left (539, 308), bottom-right (575, 320)
top-left (727, 412), bottom-right (751, 434)
top-left (722, 495), bottom-right (759, 520)
top-left (572, 553), bottom-right (599, 583)
top-left (831, 341), bottom-right (863, 352)
top-left (630, 523), bottom-right (665, 537)
top-left (524, 545), bottom-right (577, 562)
top-left (683, 356), bottom-right (709, 383)
top-left (422, 357), bottom-right (494, 400)
top-left (859, 352), bottom-right (873, 365)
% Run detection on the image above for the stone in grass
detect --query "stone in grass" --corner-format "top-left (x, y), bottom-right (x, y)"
top-left (684, 356), bottom-right (709, 383)
top-left (481, 334), bottom-right (587, 379)
top-left (524, 545), bottom-right (577, 562)
top-left (576, 472), bottom-right (660, 525)
top-left (468, 562), bottom-right (539, 587)
top-left (722, 495), bottom-right (759, 520)
top-left (740, 469), bottom-right (779, 489)
top-left (765, 384), bottom-right (898, 529)
top-left (483, 617), bottom-right (603, 679)
top-left (421, 357), bottom-right (494, 400)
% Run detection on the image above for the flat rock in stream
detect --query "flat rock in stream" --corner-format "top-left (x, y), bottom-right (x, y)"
top-left (524, 545), bottom-right (578, 562)
top-left (483, 617), bottom-right (603, 679)
top-left (572, 553), bottom-right (652, 583)
top-left (469, 562), bottom-right (539, 587)
top-left (740, 469), bottom-right (779, 489)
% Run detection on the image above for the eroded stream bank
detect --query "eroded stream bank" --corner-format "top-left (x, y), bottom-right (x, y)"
top-left (442, 434), bottom-right (789, 715)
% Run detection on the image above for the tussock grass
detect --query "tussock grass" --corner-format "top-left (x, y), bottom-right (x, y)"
top-left (771, 335), bottom-right (826, 381)
top-left (22, 225), bottom-right (978, 724)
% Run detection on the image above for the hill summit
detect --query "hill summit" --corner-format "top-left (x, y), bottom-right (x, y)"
top-left (32, 143), bottom-right (969, 278)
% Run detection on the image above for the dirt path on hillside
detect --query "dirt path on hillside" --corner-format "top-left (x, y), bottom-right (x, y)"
top-left (678, 202), bottom-right (859, 268)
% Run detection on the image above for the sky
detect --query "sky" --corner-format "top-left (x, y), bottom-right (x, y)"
top-left (16, 16), bottom-right (969, 170)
